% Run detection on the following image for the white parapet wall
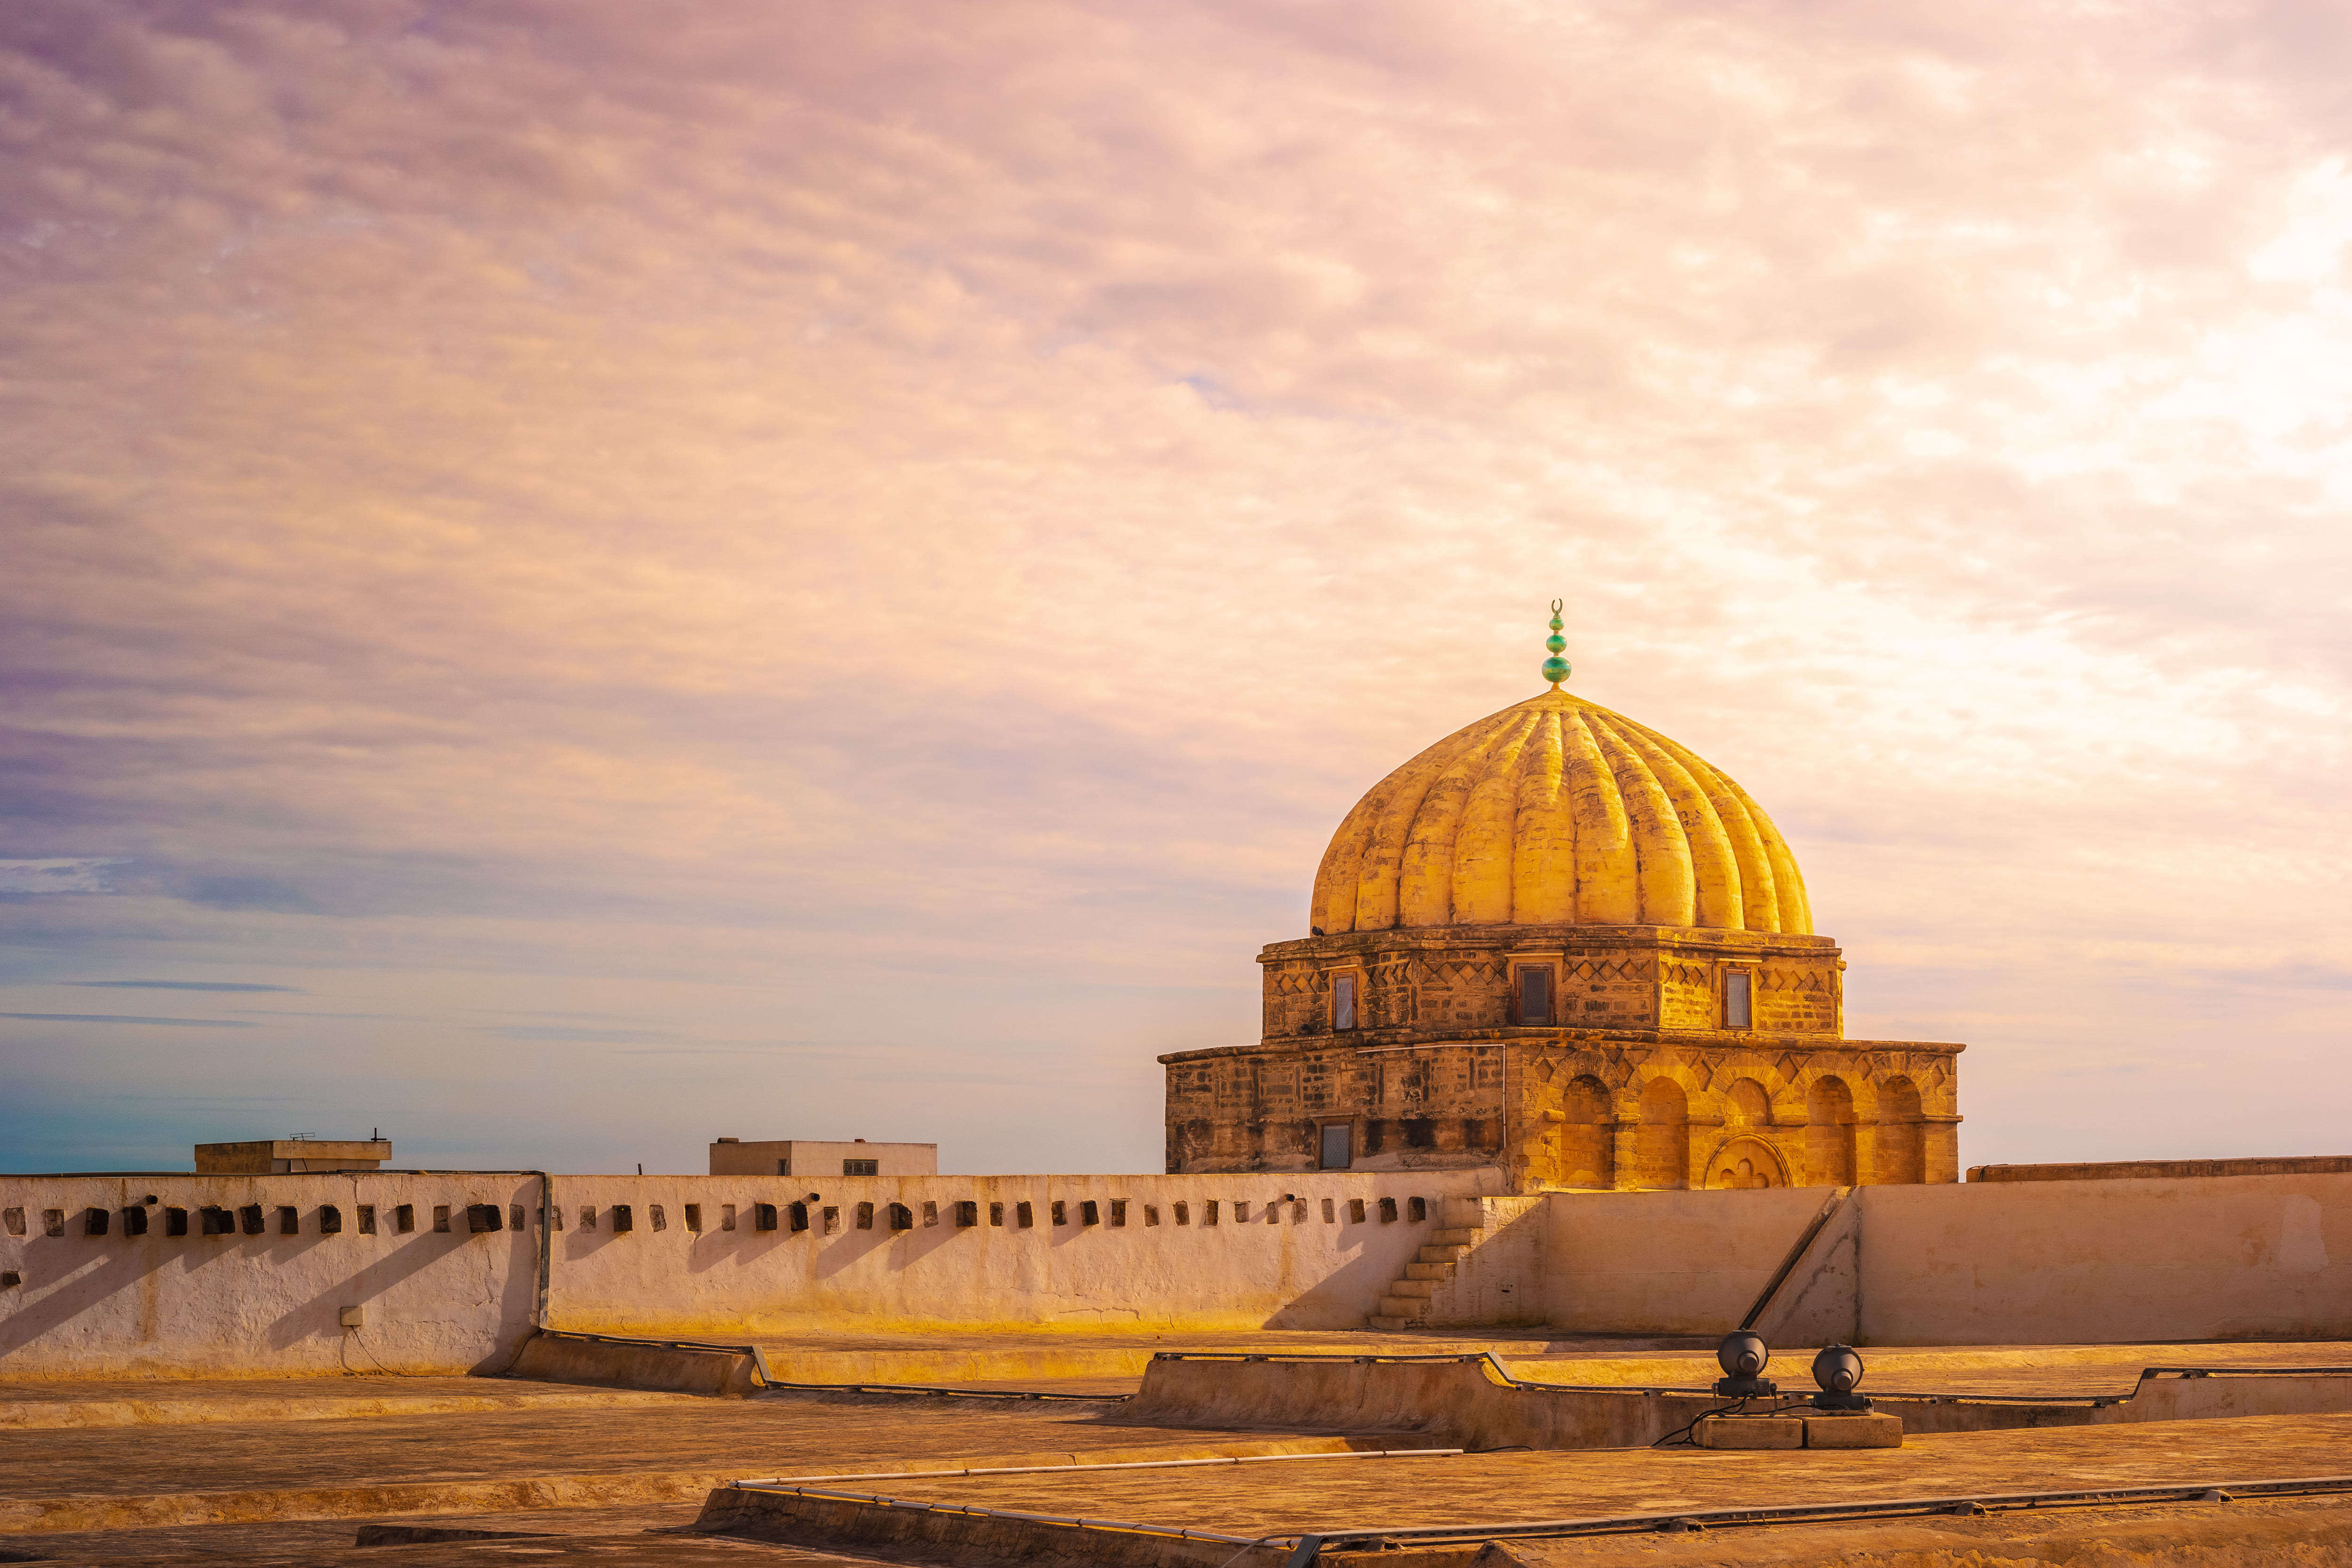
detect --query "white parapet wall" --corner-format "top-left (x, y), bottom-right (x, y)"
top-left (0, 1169), bottom-right (1495, 1378)
top-left (1541, 1171), bottom-right (2352, 1345)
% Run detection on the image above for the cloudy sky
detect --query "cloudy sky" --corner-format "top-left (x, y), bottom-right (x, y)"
top-left (3, 0), bottom-right (2348, 1174)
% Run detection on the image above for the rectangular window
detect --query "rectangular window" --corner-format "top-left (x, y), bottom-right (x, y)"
top-left (649, 1204), bottom-right (668, 1232)
top-left (510, 1204), bottom-right (526, 1233)
top-left (83, 1207), bottom-right (110, 1237)
top-left (1333, 973), bottom-right (1358, 1031)
top-left (1109, 1199), bottom-right (1128, 1226)
top-left (432, 1205), bottom-right (451, 1234)
top-left (1518, 965), bottom-right (1553, 1026)
top-left (43, 1209), bottom-right (65, 1237)
top-left (166, 1207), bottom-right (190, 1236)
top-left (822, 1205), bottom-right (840, 1234)
top-left (777, 1157), bottom-right (791, 1176)
top-left (1725, 971), bottom-right (1753, 1028)
top-left (356, 1205), bottom-right (376, 1235)
top-left (318, 1206), bottom-right (342, 1235)
top-left (843, 1158), bottom-right (878, 1176)
top-left (988, 1201), bottom-right (1004, 1226)
top-left (1174, 1201), bottom-right (1190, 1226)
top-left (684, 1204), bottom-right (702, 1233)
top-left (922, 1201), bottom-right (939, 1227)
top-left (242, 1205), bottom-right (266, 1235)
top-left (1143, 1204), bottom-right (1160, 1226)
top-left (1203, 1200), bottom-right (1219, 1226)
top-left (396, 1204), bottom-right (415, 1234)
top-left (855, 1202), bottom-right (874, 1230)
top-left (2, 1208), bottom-right (22, 1237)
top-left (610, 1204), bottom-right (633, 1234)
top-left (1233, 1201), bottom-right (1250, 1223)
top-left (1319, 1122), bottom-right (1353, 1170)
top-left (1378, 1196), bottom-right (1397, 1222)
top-left (1321, 1198), bottom-right (1336, 1224)
top-left (1015, 1201), bottom-right (1033, 1228)
top-left (956, 1201), bottom-right (978, 1227)
top-left (577, 1206), bottom-right (595, 1231)
top-left (1051, 1200), bottom-right (1068, 1226)
top-left (1348, 1198), bottom-right (1366, 1224)
top-left (720, 1203), bottom-right (737, 1231)
top-left (277, 1206), bottom-right (299, 1235)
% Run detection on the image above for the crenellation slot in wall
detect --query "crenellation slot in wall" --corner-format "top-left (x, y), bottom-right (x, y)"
top-left (649, 1204), bottom-right (667, 1232)
top-left (1080, 1200), bottom-right (1099, 1226)
top-left (855, 1202), bottom-right (875, 1230)
top-left (1322, 1198), bottom-right (1336, 1223)
top-left (719, 1203), bottom-right (736, 1231)
top-left (2, 1207), bottom-right (21, 1237)
top-left (754, 1202), bottom-right (778, 1233)
top-left (433, 1206), bottom-right (452, 1233)
top-left (1174, 1201), bottom-right (1190, 1226)
top-left (1350, 1198), bottom-right (1367, 1223)
top-left (467, 1203), bottom-right (502, 1234)
top-left (122, 1204), bottom-right (149, 1237)
top-left (578, 1206), bottom-right (596, 1231)
top-left (684, 1204), bottom-right (703, 1233)
top-left (1016, 1201), bottom-right (1033, 1228)
top-left (319, 1205), bottom-right (342, 1235)
top-left (83, 1207), bottom-right (109, 1237)
top-left (1379, 1197), bottom-right (1398, 1222)
top-left (165, 1207), bottom-right (188, 1236)
top-left (610, 1205), bottom-right (633, 1234)
top-left (1204, 1200), bottom-right (1220, 1226)
top-left (44, 1209), bottom-right (64, 1237)
top-left (821, 1205), bottom-right (840, 1234)
top-left (395, 1204), bottom-right (415, 1234)
top-left (277, 1206), bottom-right (299, 1235)
top-left (241, 1205), bottom-right (266, 1236)
top-left (201, 1206), bottom-right (233, 1236)
top-left (1144, 1203), bottom-right (1160, 1226)
top-left (356, 1205), bottom-right (375, 1235)
top-left (922, 1200), bottom-right (939, 1227)
top-left (1051, 1200), bottom-right (1068, 1226)
top-left (887, 1202), bottom-right (913, 1231)
top-left (956, 1200), bottom-right (978, 1227)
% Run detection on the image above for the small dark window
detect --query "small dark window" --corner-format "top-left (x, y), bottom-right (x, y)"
top-left (1174, 1201), bottom-right (1191, 1226)
top-left (1333, 972), bottom-right (1358, 1031)
top-left (1203, 1200), bottom-right (1219, 1226)
top-left (1378, 1196), bottom-right (1398, 1223)
top-left (123, 1204), bottom-right (151, 1236)
top-left (887, 1202), bottom-right (913, 1231)
top-left (1321, 1198), bottom-right (1336, 1223)
top-left (43, 1209), bottom-right (65, 1237)
top-left (578, 1206), bottom-right (596, 1231)
top-left (1724, 971), bottom-right (1753, 1029)
top-left (1080, 1200), bottom-right (1099, 1226)
top-left (510, 1204), bottom-right (526, 1232)
top-left (395, 1204), bottom-right (415, 1234)
top-left (956, 1201), bottom-right (978, 1227)
top-left (1144, 1204), bottom-right (1159, 1226)
top-left (1348, 1198), bottom-right (1366, 1224)
top-left (784, 1201), bottom-right (804, 1232)
top-left (922, 1201), bottom-right (938, 1227)
top-left (1, 1208), bottom-right (21, 1237)
top-left (319, 1205), bottom-right (342, 1235)
top-left (777, 1157), bottom-right (791, 1176)
top-left (357, 1205), bottom-right (376, 1234)
top-left (649, 1204), bottom-right (668, 1232)
top-left (843, 1158), bottom-right (878, 1177)
top-left (1016, 1201), bottom-right (1033, 1229)
top-left (756, 1202), bottom-right (779, 1232)
top-left (83, 1207), bottom-right (110, 1237)
top-left (1234, 1201), bottom-right (1251, 1222)
top-left (165, 1207), bottom-right (189, 1236)
top-left (1110, 1200), bottom-right (1128, 1226)
top-left (432, 1205), bottom-right (451, 1233)
top-left (720, 1204), bottom-right (737, 1231)
top-left (609, 1204), bottom-right (633, 1234)
top-left (467, 1203), bottom-right (502, 1234)
top-left (855, 1202), bottom-right (874, 1230)
top-left (683, 1204), bottom-right (702, 1233)
top-left (1051, 1200), bottom-right (1068, 1226)
top-left (1319, 1122), bottom-right (1353, 1170)
top-left (278, 1206), bottom-right (300, 1235)
top-left (241, 1204), bottom-right (266, 1235)
top-left (1407, 1196), bottom-right (1429, 1222)
top-left (1518, 965), bottom-right (1553, 1026)
top-left (201, 1206), bottom-right (234, 1235)
top-left (0, 1272), bottom-right (16, 1288)
top-left (987, 1201), bottom-right (1004, 1226)
top-left (549, 1205), bottom-right (563, 1231)
top-left (822, 1205), bottom-right (840, 1234)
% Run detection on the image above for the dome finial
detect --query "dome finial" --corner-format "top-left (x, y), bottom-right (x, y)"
top-left (1541, 599), bottom-right (1571, 687)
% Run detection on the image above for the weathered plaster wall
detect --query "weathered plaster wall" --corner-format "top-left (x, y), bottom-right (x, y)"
top-left (0, 1170), bottom-right (1491, 1377)
top-left (545, 1172), bottom-right (1490, 1337)
top-left (0, 1173), bottom-right (539, 1380)
top-left (1539, 1173), bottom-right (2352, 1345)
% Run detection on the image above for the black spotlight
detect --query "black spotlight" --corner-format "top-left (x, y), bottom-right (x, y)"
top-left (1712, 1330), bottom-right (1776, 1398)
top-left (1810, 1344), bottom-right (1871, 1410)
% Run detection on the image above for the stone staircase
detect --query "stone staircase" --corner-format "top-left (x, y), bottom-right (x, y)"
top-left (1369, 1205), bottom-right (1486, 1330)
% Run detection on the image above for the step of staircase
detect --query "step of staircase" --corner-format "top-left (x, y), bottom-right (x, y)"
top-left (1429, 1226), bottom-right (1483, 1246)
top-left (1368, 1313), bottom-right (1419, 1332)
top-left (1385, 1277), bottom-right (1437, 1298)
top-left (1374, 1295), bottom-right (1430, 1321)
top-left (1404, 1261), bottom-right (1457, 1281)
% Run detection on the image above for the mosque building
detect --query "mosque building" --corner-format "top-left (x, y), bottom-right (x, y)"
top-left (1161, 607), bottom-right (1963, 1192)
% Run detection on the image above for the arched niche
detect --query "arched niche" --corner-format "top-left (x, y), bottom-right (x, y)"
top-left (1876, 1074), bottom-right (1925, 1185)
top-left (1805, 1075), bottom-right (1858, 1186)
top-left (1636, 1076), bottom-right (1689, 1190)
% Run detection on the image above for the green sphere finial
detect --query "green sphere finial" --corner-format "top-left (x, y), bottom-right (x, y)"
top-left (1541, 599), bottom-right (1571, 686)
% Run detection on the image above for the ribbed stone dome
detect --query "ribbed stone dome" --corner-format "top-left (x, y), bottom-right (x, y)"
top-left (1311, 688), bottom-right (1812, 935)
